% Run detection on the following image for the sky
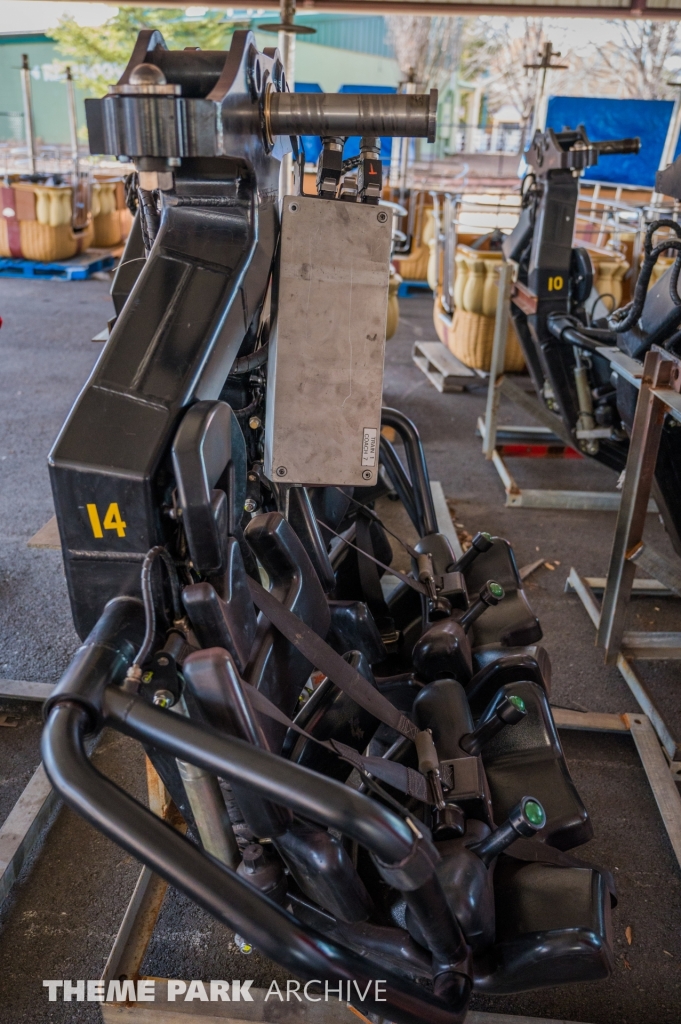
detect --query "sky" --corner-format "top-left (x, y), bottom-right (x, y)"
top-left (0, 1), bottom-right (113, 31)
top-left (0, 3), bottom-right (272, 32)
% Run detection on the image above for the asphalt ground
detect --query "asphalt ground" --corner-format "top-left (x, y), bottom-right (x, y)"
top-left (0, 281), bottom-right (679, 1023)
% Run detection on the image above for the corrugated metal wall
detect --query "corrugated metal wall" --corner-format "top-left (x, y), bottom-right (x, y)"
top-left (293, 16), bottom-right (394, 58)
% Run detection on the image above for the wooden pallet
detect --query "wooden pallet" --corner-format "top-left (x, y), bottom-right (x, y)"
top-left (412, 340), bottom-right (486, 393)
top-left (0, 251), bottom-right (114, 281)
top-left (397, 279), bottom-right (432, 297)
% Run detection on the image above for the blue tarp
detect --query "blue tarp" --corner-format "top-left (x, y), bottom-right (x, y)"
top-left (545, 96), bottom-right (680, 188)
top-left (294, 82), bottom-right (397, 165)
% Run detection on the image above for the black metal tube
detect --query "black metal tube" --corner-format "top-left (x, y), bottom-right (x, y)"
top-left (450, 531), bottom-right (492, 574)
top-left (547, 320), bottom-right (610, 354)
top-left (593, 137), bottom-right (640, 156)
top-left (41, 705), bottom-right (468, 1024)
top-left (382, 408), bottom-right (438, 536)
top-left (403, 874), bottom-right (469, 969)
top-left (103, 685), bottom-right (415, 865)
top-left (183, 649), bottom-right (292, 839)
top-left (379, 437), bottom-right (420, 532)
top-left (268, 91), bottom-right (438, 142)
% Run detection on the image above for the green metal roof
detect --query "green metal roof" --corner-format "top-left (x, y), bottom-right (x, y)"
top-left (0, 33), bottom-right (53, 46)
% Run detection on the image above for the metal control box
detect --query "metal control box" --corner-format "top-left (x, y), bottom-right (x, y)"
top-left (264, 195), bottom-right (391, 486)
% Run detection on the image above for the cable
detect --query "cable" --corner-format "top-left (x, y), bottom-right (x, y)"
top-left (608, 237), bottom-right (681, 333)
top-left (230, 342), bottom-right (269, 375)
top-left (134, 546), bottom-right (183, 669)
top-left (333, 487), bottom-right (419, 559)
top-left (588, 292), bottom-right (616, 323)
top-left (669, 251), bottom-right (681, 307)
top-left (341, 154), bottom-right (361, 173)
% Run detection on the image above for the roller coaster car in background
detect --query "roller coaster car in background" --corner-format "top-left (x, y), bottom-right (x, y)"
top-left (504, 125), bottom-right (681, 554)
top-left (41, 35), bottom-right (616, 1024)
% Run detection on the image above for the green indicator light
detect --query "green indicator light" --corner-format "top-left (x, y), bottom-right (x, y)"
top-left (524, 799), bottom-right (546, 827)
top-left (489, 581), bottom-right (504, 599)
top-left (509, 695), bottom-right (526, 712)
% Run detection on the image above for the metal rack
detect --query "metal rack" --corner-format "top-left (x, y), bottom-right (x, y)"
top-left (479, 262), bottom-right (632, 510)
top-left (568, 346), bottom-right (681, 766)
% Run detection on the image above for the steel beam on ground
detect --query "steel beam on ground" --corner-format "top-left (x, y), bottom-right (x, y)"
top-left (625, 713), bottom-right (681, 867)
top-left (478, 418), bottom-right (629, 511)
top-left (0, 677), bottom-right (58, 903)
top-left (0, 679), bottom-right (54, 701)
top-left (565, 576), bottom-right (676, 598)
top-left (568, 569), bottom-right (681, 760)
top-left (0, 764), bottom-right (57, 903)
top-left (431, 480), bottom-right (464, 559)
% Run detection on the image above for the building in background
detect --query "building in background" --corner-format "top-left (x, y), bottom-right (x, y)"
top-left (0, 32), bottom-right (76, 146)
top-left (0, 14), bottom-right (399, 147)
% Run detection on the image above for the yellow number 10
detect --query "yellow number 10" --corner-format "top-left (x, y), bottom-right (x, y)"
top-left (548, 275), bottom-right (564, 292)
top-left (87, 502), bottom-right (127, 539)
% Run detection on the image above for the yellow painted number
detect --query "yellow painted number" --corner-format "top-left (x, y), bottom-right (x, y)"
top-left (547, 275), bottom-right (564, 292)
top-left (87, 502), bottom-right (127, 539)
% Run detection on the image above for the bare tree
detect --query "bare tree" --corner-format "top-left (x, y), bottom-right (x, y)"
top-left (483, 20), bottom-right (576, 128)
top-left (485, 19), bottom-right (681, 112)
top-left (590, 21), bottom-right (681, 99)
top-left (386, 15), bottom-right (466, 91)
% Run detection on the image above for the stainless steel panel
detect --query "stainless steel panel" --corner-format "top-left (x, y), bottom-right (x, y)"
top-left (265, 195), bottom-right (391, 486)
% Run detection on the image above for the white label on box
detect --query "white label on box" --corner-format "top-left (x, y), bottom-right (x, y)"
top-left (361, 427), bottom-right (378, 467)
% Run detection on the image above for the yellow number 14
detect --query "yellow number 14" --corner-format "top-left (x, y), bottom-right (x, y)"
top-left (87, 502), bottom-right (127, 539)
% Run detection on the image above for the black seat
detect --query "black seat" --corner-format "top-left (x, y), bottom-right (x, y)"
top-left (467, 644), bottom-right (552, 716)
top-left (463, 538), bottom-right (542, 647)
top-left (480, 681), bottom-right (592, 850)
top-left (474, 858), bottom-right (614, 992)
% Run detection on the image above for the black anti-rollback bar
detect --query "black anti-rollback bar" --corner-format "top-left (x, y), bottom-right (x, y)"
top-left (42, 704), bottom-right (469, 1024)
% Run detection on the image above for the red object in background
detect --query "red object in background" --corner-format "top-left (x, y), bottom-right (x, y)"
top-left (0, 316), bottom-right (3, 329)
top-left (499, 444), bottom-right (583, 460)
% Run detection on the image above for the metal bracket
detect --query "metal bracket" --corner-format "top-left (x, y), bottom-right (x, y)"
top-left (480, 263), bottom-right (630, 511)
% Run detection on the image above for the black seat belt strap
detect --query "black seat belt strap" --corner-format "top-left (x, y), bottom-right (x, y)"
top-left (248, 577), bottom-right (419, 742)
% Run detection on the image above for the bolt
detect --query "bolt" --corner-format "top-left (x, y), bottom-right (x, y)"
top-left (248, 416), bottom-right (261, 430)
top-left (276, 466), bottom-right (287, 477)
top-left (152, 689), bottom-right (175, 708)
top-left (248, 473), bottom-right (257, 482)
top-left (289, 202), bottom-right (298, 213)
top-left (157, 655), bottom-right (169, 667)
top-left (377, 211), bottom-right (388, 223)
top-left (234, 934), bottom-right (253, 954)
top-left (244, 498), bottom-right (257, 513)
top-left (361, 469), bottom-right (373, 480)
top-left (242, 843), bottom-right (264, 871)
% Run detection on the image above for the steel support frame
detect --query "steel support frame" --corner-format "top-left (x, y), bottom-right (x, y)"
top-left (480, 263), bottom-right (624, 511)
top-left (596, 349), bottom-right (681, 663)
top-left (564, 349), bottom-right (681, 763)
